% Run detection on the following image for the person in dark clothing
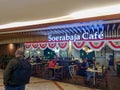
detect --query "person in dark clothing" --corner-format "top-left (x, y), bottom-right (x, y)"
top-left (108, 55), bottom-right (116, 76)
top-left (77, 58), bottom-right (89, 76)
top-left (108, 55), bottom-right (114, 67)
top-left (3, 48), bottom-right (32, 90)
top-left (36, 56), bottom-right (41, 63)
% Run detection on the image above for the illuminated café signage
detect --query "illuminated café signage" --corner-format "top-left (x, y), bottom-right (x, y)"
top-left (48, 31), bottom-right (104, 41)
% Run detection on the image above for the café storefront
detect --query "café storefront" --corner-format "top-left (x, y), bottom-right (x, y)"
top-left (0, 14), bottom-right (119, 90)
top-left (23, 19), bottom-right (120, 89)
top-left (24, 19), bottom-right (120, 66)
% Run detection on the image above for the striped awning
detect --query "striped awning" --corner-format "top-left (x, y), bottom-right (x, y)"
top-left (0, 19), bottom-right (120, 45)
top-left (3, 19), bottom-right (119, 39)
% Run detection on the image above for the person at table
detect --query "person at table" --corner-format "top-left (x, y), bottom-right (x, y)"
top-left (77, 58), bottom-right (89, 76)
top-left (86, 63), bottom-right (98, 85)
top-left (85, 64), bottom-right (94, 85)
top-left (48, 55), bottom-right (57, 78)
top-left (48, 56), bottom-right (57, 68)
top-left (88, 59), bottom-right (94, 67)
top-left (48, 59), bottom-right (56, 68)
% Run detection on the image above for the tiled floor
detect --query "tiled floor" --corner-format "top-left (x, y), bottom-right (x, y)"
top-left (107, 71), bottom-right (120, 90)
top-left (0, 69), bottom-right (100, 90)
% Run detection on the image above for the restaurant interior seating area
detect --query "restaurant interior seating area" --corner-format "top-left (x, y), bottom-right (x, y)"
top-left (0, 13), bottom-right (120, 90)
top-left (0, 19), bottom-right (120, 89)
top-left (27, 57), bottom-right (107, 90)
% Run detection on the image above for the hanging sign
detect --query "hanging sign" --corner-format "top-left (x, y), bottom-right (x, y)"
top-left (48, 31), bottom-right (104, 41)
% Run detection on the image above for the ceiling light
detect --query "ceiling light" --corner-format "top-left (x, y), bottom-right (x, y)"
top-left (0, 4), bottom-right (119, 29)
top-left (69, 4), bottom-right (120, 19)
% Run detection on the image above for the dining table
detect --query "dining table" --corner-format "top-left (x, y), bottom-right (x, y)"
top-left (86, 67), bottom-right (102, 85)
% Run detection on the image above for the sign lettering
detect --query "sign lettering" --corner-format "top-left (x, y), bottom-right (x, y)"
top-left (48, 31), bottom-right (104, 41)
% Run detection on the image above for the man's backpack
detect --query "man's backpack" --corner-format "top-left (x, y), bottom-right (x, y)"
top-left (11, 59), bottom-right (32, 85)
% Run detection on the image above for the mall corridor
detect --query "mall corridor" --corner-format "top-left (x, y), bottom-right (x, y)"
top-left (0, 69), bottom-right (101, 90)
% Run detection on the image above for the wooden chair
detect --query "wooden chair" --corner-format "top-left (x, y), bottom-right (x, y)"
top-left (31, 63), bottom-right (37, 75)
top-left (36, 63), bottom-right (43, 75)
top-left (43, 63), bottom-right (51, 79)
top-left (95, 69), bottom-right (109, 90)
top-left (68, 65), bottom-right (86, 85)
top-left (54, 67), bottom-right (65, 80)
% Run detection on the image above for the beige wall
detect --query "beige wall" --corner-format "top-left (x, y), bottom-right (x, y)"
top-left (0, 35), bottom-right (48, 44)
top-left (0, 44), bottom-right (18, 56)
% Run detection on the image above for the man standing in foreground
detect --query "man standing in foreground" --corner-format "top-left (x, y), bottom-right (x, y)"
top-left (3, 48), bottom-right (32, 90)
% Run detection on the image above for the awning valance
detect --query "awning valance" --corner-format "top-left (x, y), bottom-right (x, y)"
top-left (24, 39), bottom-right (120, 51)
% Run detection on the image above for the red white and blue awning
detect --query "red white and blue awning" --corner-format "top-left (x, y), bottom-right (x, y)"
top-left (24, 19), bottom-right (120, 51)
top-left (24, 39), bottom-right (120, 51)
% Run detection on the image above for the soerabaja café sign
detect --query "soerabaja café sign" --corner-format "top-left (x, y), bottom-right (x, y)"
top-left (48, 31), bottom-right (104, 41)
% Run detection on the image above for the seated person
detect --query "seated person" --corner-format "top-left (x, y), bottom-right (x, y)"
top-left (88, 59), bottom-right (94, 66)
top-left (86, 64), bottom-right (94, 84)
top-left (86, 63), bottom-right (98, 85)
top-left (48, 59), bottom-right (56, 68)
top-left (77, 58), bottom-right (89, 76)
top-left (48, 55), bottom-right (57, 78)
top-left (48, 54), bottom-right (57, 68)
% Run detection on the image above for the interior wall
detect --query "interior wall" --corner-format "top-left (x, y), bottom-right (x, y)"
top-left (0, 35), bottom-right (47, 44)
top-left (0, 44), bottom-right (19, 56)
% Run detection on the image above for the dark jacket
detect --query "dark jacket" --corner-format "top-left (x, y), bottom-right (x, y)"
top-left (3, 57), bottom-right (32, 86)
top-left (109, 59), bottom-right (114, 66)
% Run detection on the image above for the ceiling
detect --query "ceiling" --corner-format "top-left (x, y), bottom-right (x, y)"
top-left (0, 0), bottom-right (120, 25)
top-left (0, 0), bottom-right (120, 44)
